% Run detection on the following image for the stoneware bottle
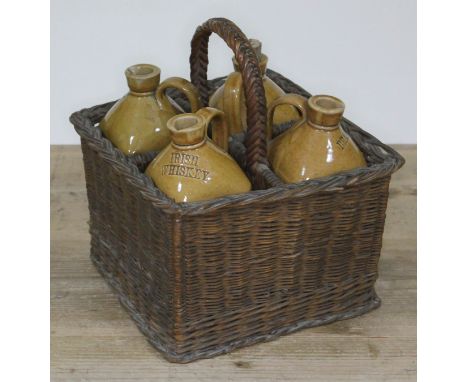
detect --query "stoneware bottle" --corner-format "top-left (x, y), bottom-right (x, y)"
top-left (209, 39), bottom-right (299, 135)
top-left (100, 64), bottom-right (201, 155)
top-left (145, 107), bottom-right (252, 203)
top-left (267, 94), bottom-right (366, 183)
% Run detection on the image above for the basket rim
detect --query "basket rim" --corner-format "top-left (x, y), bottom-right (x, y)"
top-left (70, 70), bottom-right (405, 216)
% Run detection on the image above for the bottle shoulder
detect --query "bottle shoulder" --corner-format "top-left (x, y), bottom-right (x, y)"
top-left (268, 124), bottom-right (366, 182)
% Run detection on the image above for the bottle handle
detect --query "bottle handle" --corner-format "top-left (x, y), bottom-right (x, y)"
top-left (266, 94), bottom-right (308, 140)
top-left (221, 72), bottom-right (244, 135)
top-left (156, 77), bottom-right (201, 113)
top-left (196, 107), bottom-right (229, 151)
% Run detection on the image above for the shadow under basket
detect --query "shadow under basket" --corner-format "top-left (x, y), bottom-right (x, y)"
top-left (70, 68), bottom-right (404, 363)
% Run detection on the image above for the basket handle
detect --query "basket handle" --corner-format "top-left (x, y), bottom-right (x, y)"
top-left (190, 17), bottom-right (268, 173)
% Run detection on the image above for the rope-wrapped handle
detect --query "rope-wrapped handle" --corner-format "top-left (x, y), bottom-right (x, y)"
top-left (190, 17), bottom-right (268, 173)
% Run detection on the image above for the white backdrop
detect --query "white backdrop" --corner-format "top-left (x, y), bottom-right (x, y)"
top-left (51, 0), bottom-right (416, 144)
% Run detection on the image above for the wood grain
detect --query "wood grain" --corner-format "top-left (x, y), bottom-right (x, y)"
top-left (51, 145), bottom-right (416, 381)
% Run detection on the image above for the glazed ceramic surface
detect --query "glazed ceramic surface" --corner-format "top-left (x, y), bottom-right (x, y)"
top-left (267, 94), bottom-right (367, 183)
top-left (145, 107), bottom-right (251, 202)
top-left (100, 64), bottom-right (201, 155)
top-left (209, 39), bottom-right (299, 134)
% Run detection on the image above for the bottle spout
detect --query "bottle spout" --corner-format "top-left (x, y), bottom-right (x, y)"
top-left (167, 114), bottom-right (206, 147)
top-left (307, 95), bottom-right (345, 128)
top-left (249, 39), bottom-right (262, 60)
top-left (125, 64), bottom-right (161, 93)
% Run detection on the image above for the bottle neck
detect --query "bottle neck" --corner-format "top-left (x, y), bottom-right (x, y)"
top-left (306, 119), bottom-right (340, 131)
top-left (128, 90), bottom-right (155, 97)
top-left (305, 95), bottom-right (345, 130)
top-left (171, 139), bottom-right (206, 150)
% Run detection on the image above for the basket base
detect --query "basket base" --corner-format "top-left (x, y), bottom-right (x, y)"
top-left (90, 252), bottom-right (381, 363)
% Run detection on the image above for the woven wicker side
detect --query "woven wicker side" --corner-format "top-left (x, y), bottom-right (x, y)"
top-left (80, 138), bottom-right (183, 353)
top-left (162, 176), bottom-right (389, 360)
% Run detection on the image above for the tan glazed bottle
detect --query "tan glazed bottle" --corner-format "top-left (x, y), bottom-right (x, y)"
top-left (267, 94), bottom-right (366, 183)
top-left (145, 107), bottom-right (252, 202)
top-left (100, 64), bottom-right (201, 155)
top-left (209, 39), bottom-right (299, 134)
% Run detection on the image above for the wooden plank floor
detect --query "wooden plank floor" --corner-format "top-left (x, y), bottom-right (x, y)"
top-left (51, 145), bottom-right (416, 381)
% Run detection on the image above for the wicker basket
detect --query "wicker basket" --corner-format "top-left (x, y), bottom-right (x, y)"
top-left (69, 18), bottom-right (404, 363)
